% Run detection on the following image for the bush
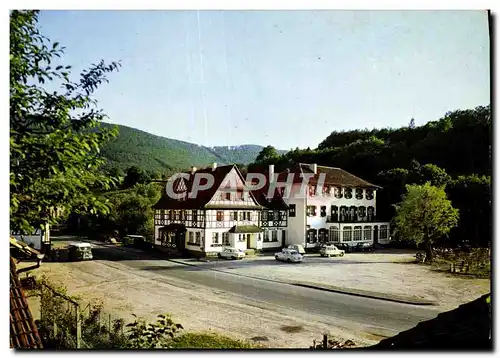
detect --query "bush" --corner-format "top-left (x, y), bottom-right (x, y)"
top-left (168, 332), bottom-right (254, 349)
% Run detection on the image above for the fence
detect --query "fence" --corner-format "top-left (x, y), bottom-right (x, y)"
top-left (34, 282), bottom-right (126, 349)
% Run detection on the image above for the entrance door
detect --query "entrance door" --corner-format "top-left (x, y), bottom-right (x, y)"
top-left (247, 234), bottom-right (251, 249)
top-left (281, 230), bottom-right (286, 248)
top-left (373, 226), bottom-right (379, 244)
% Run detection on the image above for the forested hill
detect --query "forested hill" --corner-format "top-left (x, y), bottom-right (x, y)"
top-left (100, 123), bottom-right (286, 174)
top-left (248, 104), bottom-right (491, 247)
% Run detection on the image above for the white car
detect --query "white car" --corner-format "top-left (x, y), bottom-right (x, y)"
top-left (287, 244), bottom-right (305, 255)
top-left (275, 249), bottom-right (303, 263)
top-left (217, 248), bottom-right (246, 260)
top-left (319, 245), bottom-right (345, 257)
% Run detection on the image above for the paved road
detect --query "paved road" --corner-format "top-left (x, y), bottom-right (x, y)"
top-left (90, 243), bottom-right (441, 338)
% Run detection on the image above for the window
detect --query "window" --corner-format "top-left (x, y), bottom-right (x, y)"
top-left (344, 188), bottom-right (353, 199)
top-left (195, 232), bottom-right (201, 245)
top-left (364, 226), bottom-right (372, 241)
top-left (358, 206), bottom-right (366, 221)
top-left (355, 189), bottom-right (363, 200)
top-left (318, 228), bottom-right (327, 243)
top-left (168, 210), bottom-right (173, 220)
top-left (192, 210), bottom-right (198, 222)
top-left (353, 226), bottom-right (362, 241)
top-left (306, 206), bottom-right (317, 217)
top-left (263, 230), bottom-right (270, 242)
top-left (330, 206), bottom-right (339, 221)
top-left (174, 210), bottom-right (180, 220)
top-left (289, 204), bottom-right (296, 217)
top-left (216, 211), bottom-right (224, 221)
top-left (309, 185), bottom-right (316, 197)
top-left (366, 189), bottom-right (374, 200)
top-left (322, 186), bottom-right (329, 196)
top-left (330, 227), bottom-right (340, 242)
top-left (237, 189), bottom-right (244, 201)
top-left (181, 210), bottom-right (187, 221)
top-left (339, 206), bottom-right (347, 222)
top-left (222, 232), bottom-right (230, 245)
top-left (212, 232), bottom-right (219, 244)
top-left (225, 192), bottom-right (231, 200)
top-left (367, 206), bottom-right (375, 221)
top-left (238, 234), bottom-right (245, 242)
top-left (240, 212), bottom-right (245, 221)
top-left (262, 211), bottom-right (268, 221)
top-left (306, 229), bottom-right (317, 243)
top-left (342, 227), bottom-right (352, 241)
top-left (334, 187), bottom-right (343, 199)
top-left (272, 230), bottom-right (278, 242)
top-left (273, 211), bottom-right (279, 221)
top-left (320, 206), bottom-right (327, 217)
top-left (349, 206), bottom-right (357, 221)
top-left (380, 225), bottom-right (389, 240)
top-left (188, 231), bottom-right (195, 244)
top-left (232, 211), bottom-right (238, 221)
top-left (246, 212), bottom-right (251, 221)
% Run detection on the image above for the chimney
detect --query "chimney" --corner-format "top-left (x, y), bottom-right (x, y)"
top-left (212, 162), bottom-right (217, 171)
top-left (269, 164), bottom-right (275, 183)
top-left (191, 166), bottom-right (197, 174)
top-left (310, 163), bottom-right (317, 174)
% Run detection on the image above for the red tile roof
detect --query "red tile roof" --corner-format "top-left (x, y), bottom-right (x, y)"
top-left (276, 163), bottom-right (381, 189)
top-left (10, 256), bottom-right (43, 349)
top-left (245, 171), bottom-right (289, 210)
top-left (153, 164), bottom-right (262, 210)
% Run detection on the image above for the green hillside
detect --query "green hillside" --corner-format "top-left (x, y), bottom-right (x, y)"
top-left (100, 123), bottom-right (285, 174)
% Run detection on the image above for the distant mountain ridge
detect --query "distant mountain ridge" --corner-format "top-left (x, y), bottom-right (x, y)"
top-left (100, 123), bottom-right (286, 174)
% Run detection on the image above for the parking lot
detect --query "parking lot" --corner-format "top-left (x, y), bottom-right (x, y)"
top-left (173, 249), bottom-right (490, 310)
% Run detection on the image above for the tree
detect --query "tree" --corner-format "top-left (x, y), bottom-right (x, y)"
top-left (122, 165), bottom-right (150, 188)
top-left (409, 118), bottom-right (416, 129)
top-left (446, 175), bottom-right (491, 247)
top-left (10, 10), bottom-right (121, 233)
top-left (255, 145), bottom-right (280, 164)
top-left (393, 183), bottom-right (459, 261)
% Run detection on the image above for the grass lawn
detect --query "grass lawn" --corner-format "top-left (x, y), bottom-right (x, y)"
top-left (168, 332), bottom-right (256, 349)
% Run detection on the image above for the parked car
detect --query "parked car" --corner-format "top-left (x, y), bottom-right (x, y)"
top-left (217, 248), bottom-right (245, 260)
top-left (287, 244), bottom-right (305, 255)
top-left (275, 249), bottom-right (303, 263)
top-left (354, 242), bottom-right (374, 252)
top-left (335, 243), bottom-right (353, 253)
top-left (319, 245), bottom-right (345, 257)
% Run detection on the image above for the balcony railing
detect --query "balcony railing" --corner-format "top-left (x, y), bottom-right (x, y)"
top-left (325, 215), bottom-right (377, 223)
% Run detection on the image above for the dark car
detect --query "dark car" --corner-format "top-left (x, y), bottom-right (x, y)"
top-left (355, 242), bottom-right (374, 252)
top-left (335, 243), bottom-right (353, 253)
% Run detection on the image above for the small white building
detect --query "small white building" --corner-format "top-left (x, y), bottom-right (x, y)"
top-left (275, 163), bottom-right (391, 249)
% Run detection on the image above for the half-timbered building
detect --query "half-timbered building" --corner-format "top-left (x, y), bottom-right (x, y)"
top-left (153, 163), bottom-right (283, 256)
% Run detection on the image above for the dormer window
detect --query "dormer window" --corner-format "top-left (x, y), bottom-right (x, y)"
top-left (366, 189), bottom-right (374, 200)
top-left (355, 189), bottom-right (363, 200)
top-left (344, 188), bottom-right (353, 199)
top-left (334, 187), bottom-right (343, 199)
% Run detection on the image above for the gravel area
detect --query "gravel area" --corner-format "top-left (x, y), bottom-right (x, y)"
top-left (25, 246), bottom-right (490, 348)
top-left (201, 250), bottom-right (490, 311)
top-left (29, 259), bottom-right (381, 348)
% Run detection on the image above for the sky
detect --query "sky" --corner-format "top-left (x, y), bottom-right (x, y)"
top-left (37, 10), bottom-right (490, 150)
